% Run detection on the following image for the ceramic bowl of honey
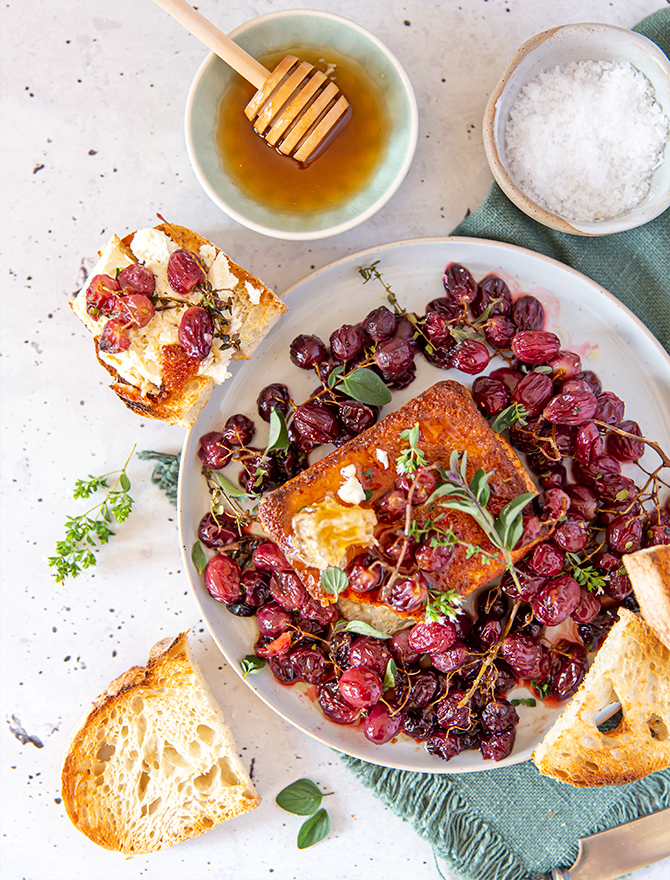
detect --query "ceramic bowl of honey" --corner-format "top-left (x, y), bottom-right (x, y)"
top-left (185, 9), bottom-right (418, 240)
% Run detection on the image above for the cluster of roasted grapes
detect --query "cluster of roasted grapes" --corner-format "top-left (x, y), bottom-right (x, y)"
top-left (195, 262), bottom-right (669, 763)
top-left (85, 247), bottom-right (217, 358)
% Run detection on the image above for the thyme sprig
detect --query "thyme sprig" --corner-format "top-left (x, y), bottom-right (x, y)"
top-left (48, 448), bottom-right (136, 583)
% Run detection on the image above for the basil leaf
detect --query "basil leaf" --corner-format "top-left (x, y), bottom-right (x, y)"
top-left (215, 472), bottom-right (249, 498)
top-left (320, 567), bottom-right (349, 599)
top-left (191, 540), bottom-right (208, 573)
top-left (382, 657), bottom-right (397, 690)
top-left (276, 778), bottom-right (323, 816)
top-left (266, 408), bottom-right (289, 453)
top-left (336, 368), bottom-right (392, 406)
top-left (297, 808), bottom-right (330, 849)
top-left (341, 620), bottom-right (391, 639)
top-left (240, 655), bottom-right (266, 678)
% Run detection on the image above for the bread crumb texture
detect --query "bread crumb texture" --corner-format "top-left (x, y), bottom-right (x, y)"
top-left (533, 609), bottom-right (670, 787)
top-left (61, 633), bottom-right (260, 853)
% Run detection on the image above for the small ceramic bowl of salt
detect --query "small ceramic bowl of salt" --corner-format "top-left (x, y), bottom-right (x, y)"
top-left (483, 23), bottom-right (670, 235)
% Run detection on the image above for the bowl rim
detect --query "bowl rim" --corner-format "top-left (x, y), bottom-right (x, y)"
top-left (184, 8), bottom-right (419, 241)
top-left (482, 22), bottom-right (670, 236)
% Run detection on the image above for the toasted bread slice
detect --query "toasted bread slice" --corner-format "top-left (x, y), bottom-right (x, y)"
top-left (623, 545), bottom-right (670, 650)
top-left (532, 608), bottom-right (670, 787)
top-left (257, 380), bottom-right (537, 611)
top-left (71, 223), bottom-right (287, 427)
top-left (61, 632), bottom-right (260, 853)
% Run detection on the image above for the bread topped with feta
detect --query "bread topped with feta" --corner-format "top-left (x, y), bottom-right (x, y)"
top-left (257, 380), bottom-right (537, 612)
top-left (71, 222), bottom-right (287, 427)
top-left (61, 632), bottom-right (260, 853)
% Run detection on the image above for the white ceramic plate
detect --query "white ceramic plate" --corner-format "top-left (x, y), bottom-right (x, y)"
top-left (178, 236), bottom-right (670, 773)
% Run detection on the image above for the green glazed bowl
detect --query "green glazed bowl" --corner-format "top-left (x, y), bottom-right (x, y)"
top-left (185, 9), bottom-right (418, 240)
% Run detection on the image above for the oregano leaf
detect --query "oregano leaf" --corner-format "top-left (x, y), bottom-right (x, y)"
top-left (215, 472), bottom-right (249, 498)
top-left (276, 778), bottom-right (323, 816)
top-left (191, 540), bottom-right (208, 573)
top-left (266, 408), bottom-right (289, 453)
top-left (240, 655), bottom-right (266, 678)
top-left (336, 368), bottom-right (392, 406)
top-left (320, 567), bottom-right (349, 599)
top-left (382, 657), bottom-right (397, 689)
top-left (297, 808), bottom-right (330, 849)
top-left (341, 620), bottom-right (392, 639)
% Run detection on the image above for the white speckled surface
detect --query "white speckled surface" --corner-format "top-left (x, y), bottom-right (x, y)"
top-left (1, 2), bottom-right (668, 879)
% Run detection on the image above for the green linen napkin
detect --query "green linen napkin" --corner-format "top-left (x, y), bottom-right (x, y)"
top-left (143, 11), bottom-right (670, 879)
top-left (342, 9), bottom-right (670, 880)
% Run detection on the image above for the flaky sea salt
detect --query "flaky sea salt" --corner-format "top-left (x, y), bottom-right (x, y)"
top-left (504, 60), bottom-right (669, 222)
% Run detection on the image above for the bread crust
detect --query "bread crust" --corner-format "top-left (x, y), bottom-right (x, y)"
top-left (532, 608), bottom-right (670, 787)
top-left (61, 632), bottom-right (260, 853)
top-left (623, 545), bottom-right (670, 650)
top-left (74, 223), bottom-right (287, 427)
top-left (258, 380), bottom-right (537, 608)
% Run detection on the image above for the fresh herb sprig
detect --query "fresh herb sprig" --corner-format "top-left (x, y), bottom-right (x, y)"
top-left (425, 588), bottom-right (463, 623)
top-left (48, 448), bottom-right (136, 583)
top-left (276, 779), bottom-right (333, 849)
top-left (396, 423), bottom-right (428, 475)
top-left (565, 551), bottom-right (607, 594)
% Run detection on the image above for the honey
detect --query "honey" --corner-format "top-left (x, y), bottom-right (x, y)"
top-left (215, 46), bottom-right (390, 213)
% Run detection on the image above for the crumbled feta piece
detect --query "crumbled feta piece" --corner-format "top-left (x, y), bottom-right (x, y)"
top-left (338, 464), bottom-right (366, 505)
top-left (375, 448), bottom-right (389, 469)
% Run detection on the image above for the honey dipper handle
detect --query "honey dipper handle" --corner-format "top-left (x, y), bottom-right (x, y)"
top-left (152, 0), bottom-right (270, 90)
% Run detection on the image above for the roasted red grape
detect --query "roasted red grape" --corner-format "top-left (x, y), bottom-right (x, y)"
top-left (167, 248), bottom-right (205, 294)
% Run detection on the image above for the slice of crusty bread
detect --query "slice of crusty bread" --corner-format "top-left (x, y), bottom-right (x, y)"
top-left (72, 222), bottom-right (287, 428)
top-left (61, 632), bottom-right (260, 853)
top-left (532, 608), bottom-right (670, 787)
top-left (623, 545), bottom-right (670, 650)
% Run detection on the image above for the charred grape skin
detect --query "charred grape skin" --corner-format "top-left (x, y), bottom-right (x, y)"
top-left (575, 421), bottom-right (604, 465)
top-left (511, 330), bottom-right (561, 364)
top-left (318, 680), bottom-right (361, 724)
top-left (338, 667), bottom-right (383, 708)
top-left (292, 401), bottom-right (341, 445)
top-left (86, 274), bottom-right (121, 319)
top-left (118, 293), bottom-right (155, 328)
top-left (364, 703), bottom-right (404, 745)
top-left (483, 315), bottom-right (517, 349)
top-left (387, 575), bottom-right (429, 613)
top-left (532, 575), bottom-right (581, 626)
top-left (204, 553), bottom-right (242, 604)
top-left (409, 621), bottom-right (457, 654)
top-left (449, 339), bottom-right (491, 375)
top-left (178, 306), bottom-right (213, 360)
top-left (346, 554), bottom-right (383, 593)
top-left (117, 263), bottom-right (155, 295)
top-left (374, 489), bottom-right (407, 523)
top-left (330, 324), bottom-right (365, 361)
top-left (606, 515), bottom-right (643, 554)
top-left (470, 617), bottom-right (502, 650)
top-left (221, 413), bottom-right (255, 447)
top-left (480, 728), bottom-right (516, 762)
top-left (544, 389), bottom-right (598, 426)
top-left (98, 317), bottom-right (131, 353)
top-left (476, 588), bottom-right (508, 620)
top-left (403, 707), bottom-right (437, 741)
top-left (595, 391), bottom-right (625, 425)
top-left (511, 295), bottom-right (545, 331)
top-left (472, 376), bottom-right (510, 416)
top-left (473, 275), bottom-right (512, 317)
top-left (256, 383), bottom-right (291, 423)
top-left (241, 570), bottom-right (271, 608)
top-left (269, 570), bottom-right (308, 611)
top-left (570, 587), bottom-right (601, 625)
top-left (550, 642), bottom-right (588, 701)
top-left (499, 632), bottom-right (551, 679)
top-left (435, 689), bottom-right (474, 731)
top-left (511, 372), bottom-right (554, 418)
top-left (442, 262), bottom-right (478, 304)
top-left (426, 730), bottom-right (463, 763)
top-left (480, 699), bottom-right (519, 735)
top-left (300, 592), bottom-right (339, 627)
top-left (167, 248), bottom-right (206, 294)
top-left (289, 645), bottom-right (331, 685)
top-left (256, 601), bottom-right (292, 638)
top-left (528, 542), bottom-right (565, 577)
top-left (374, 337), bottom-right (414, 377)
top-left (604, 569), bottom-right (633, 601)
top-left (362, 305), bottom-right (397, 341)
top-left (198, 431), bottom-right (233, 470)
top-left (197, 512), bottom-right (237, 548)
top-left (289, 334), bottom-right (328, 370)
top-left (606, 420), bottom-right (645, 462)
top-left (500, 565), bottom-right (547, 603)
top-left (388, 628), bottom-right (421, 667)
top-left (348, 637), bottom-right (391, 677)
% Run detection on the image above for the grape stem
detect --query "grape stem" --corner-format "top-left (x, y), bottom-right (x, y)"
top-left (594, 419), bottom-right (670, 468)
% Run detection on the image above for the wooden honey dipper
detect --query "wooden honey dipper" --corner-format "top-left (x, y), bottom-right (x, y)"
top-left (153, 0), bottom-right (351, 163)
